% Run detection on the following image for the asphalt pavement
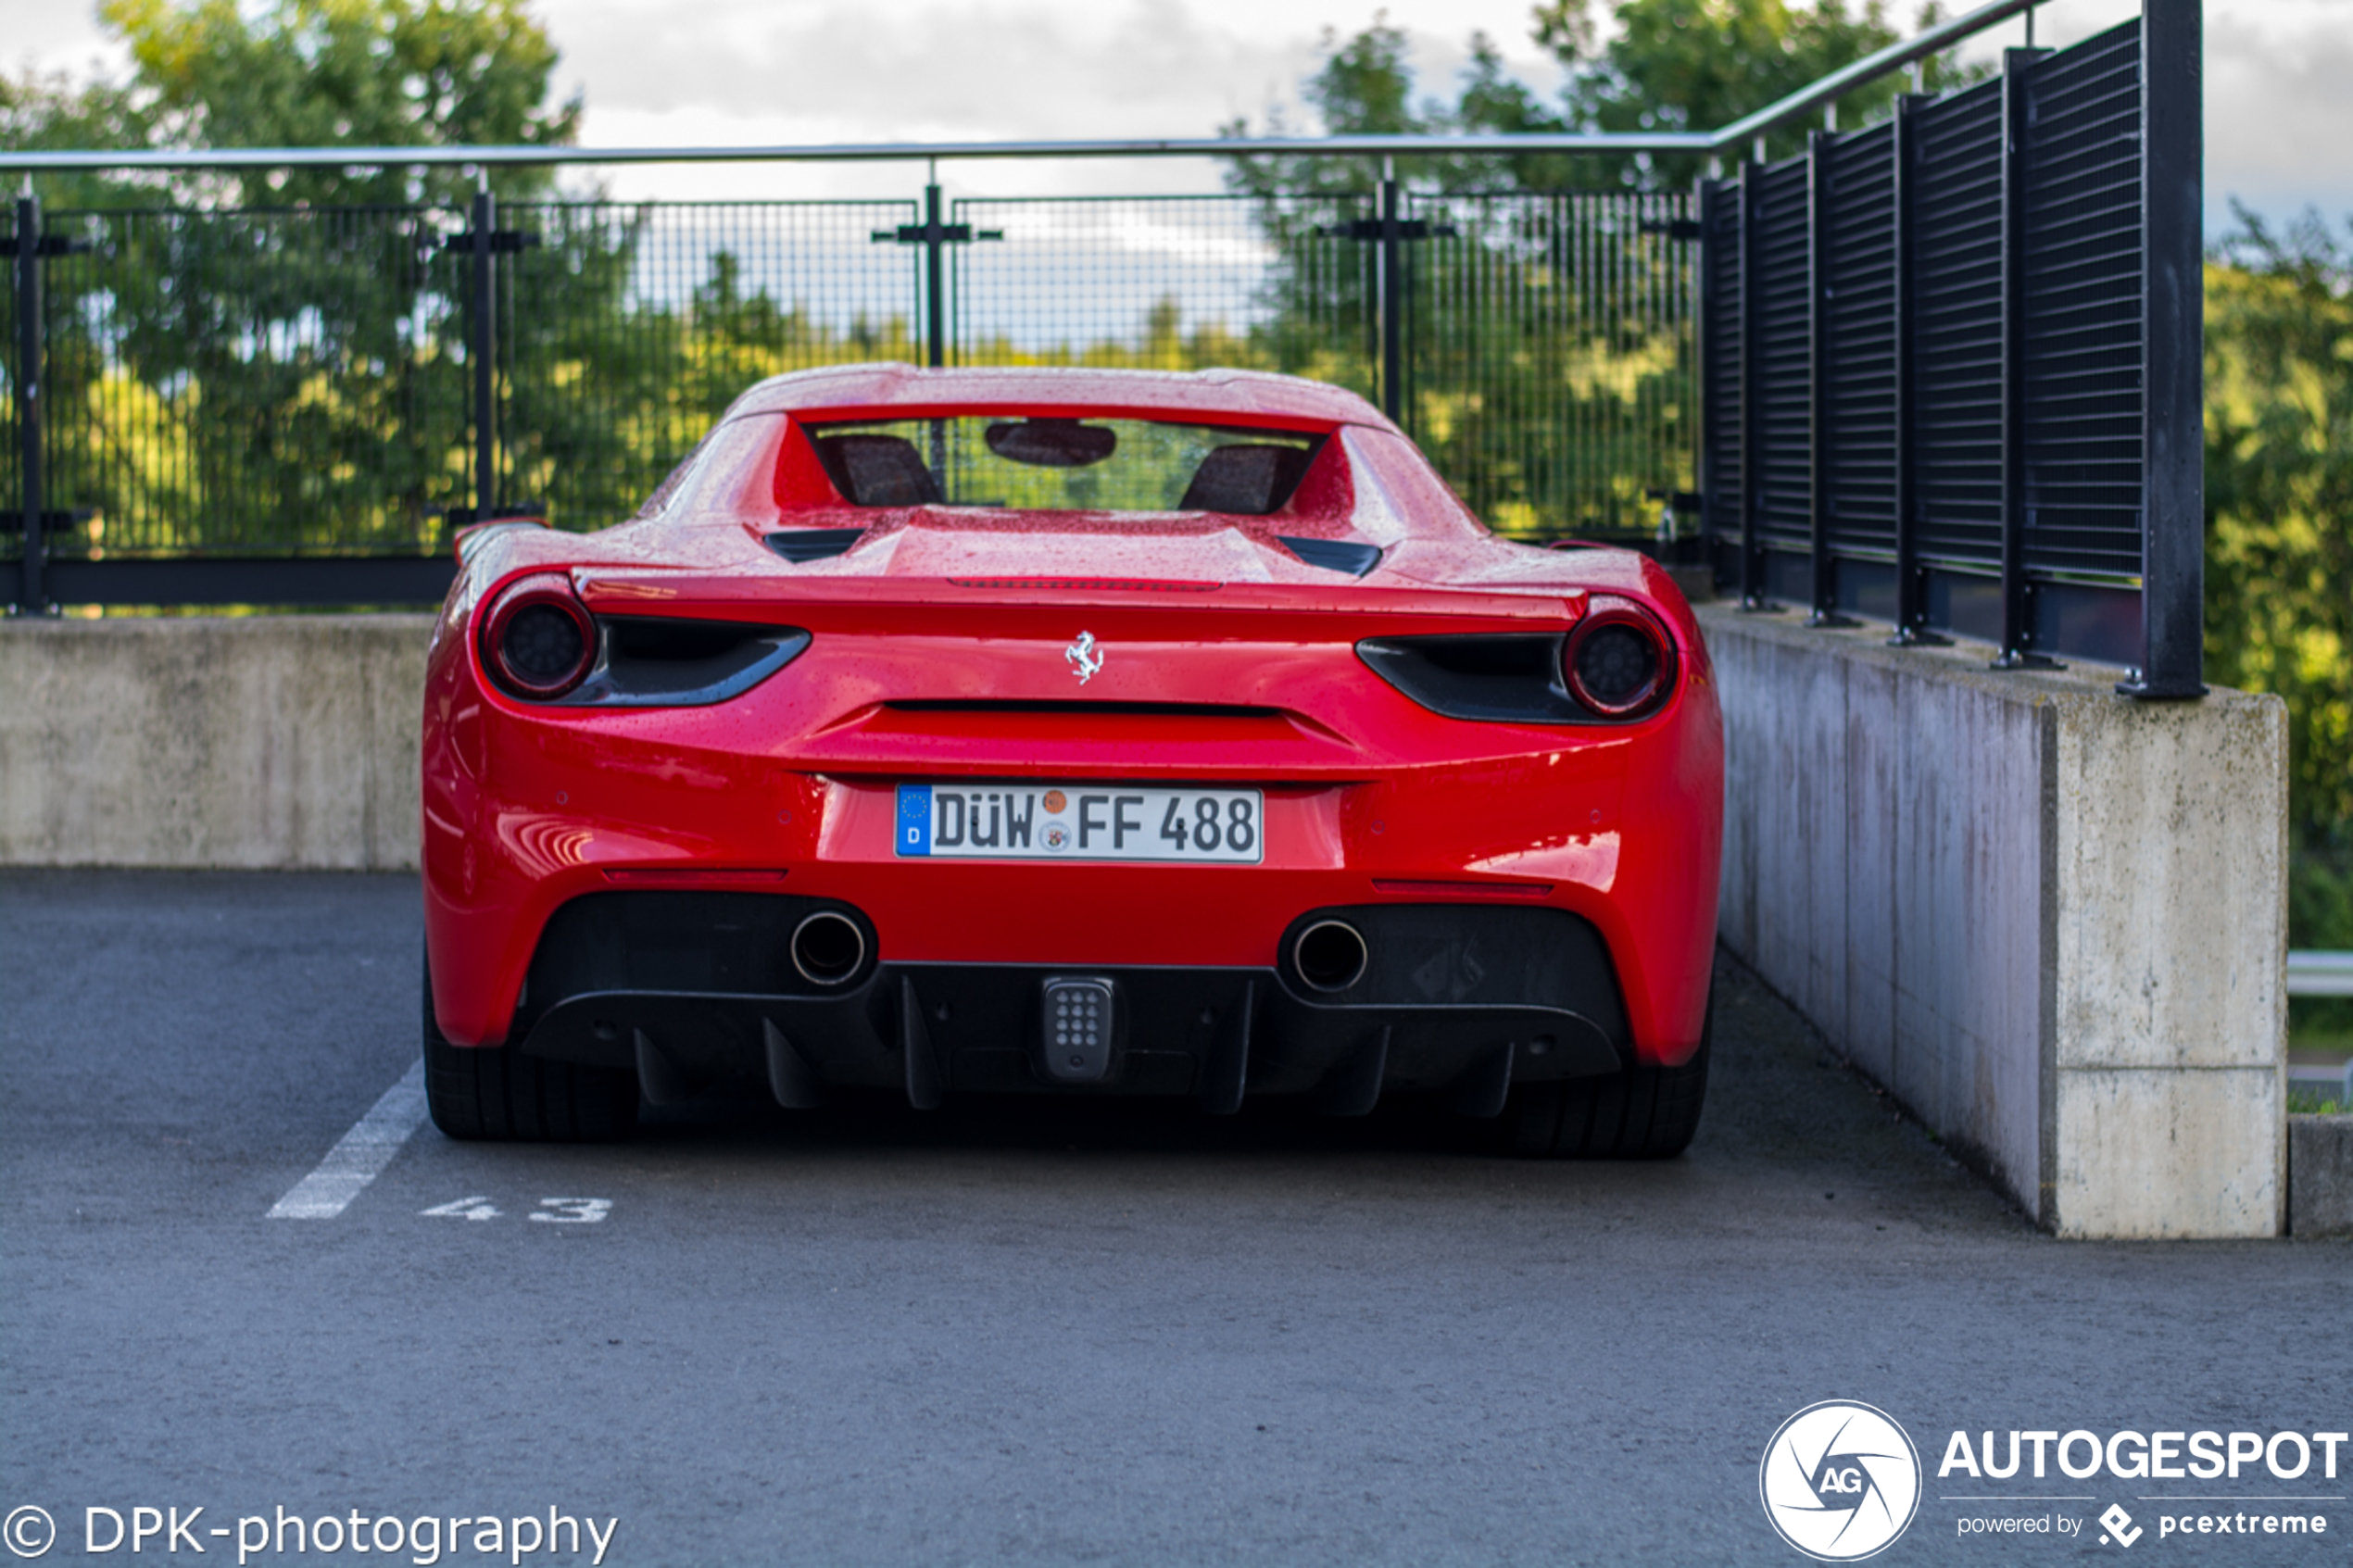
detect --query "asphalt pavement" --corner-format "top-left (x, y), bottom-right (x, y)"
top-left (2, 870), bottom-right (2345, 1567)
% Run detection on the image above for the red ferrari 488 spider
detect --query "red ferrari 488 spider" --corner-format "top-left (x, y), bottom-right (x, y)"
top-left (420, 364), bottom-right (1722, 1155)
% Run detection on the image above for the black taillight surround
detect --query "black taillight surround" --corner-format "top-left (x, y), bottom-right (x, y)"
top-left (479, 573), bottom-right (810, 709)
top-left (1357, 597), bottom-right (1679, 725)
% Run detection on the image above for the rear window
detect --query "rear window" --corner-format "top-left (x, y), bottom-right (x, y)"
top-left (802, 417), bottom-right (1323, 515)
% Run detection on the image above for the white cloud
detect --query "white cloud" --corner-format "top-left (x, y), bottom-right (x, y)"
top-left (2205, 1), bottom-right (2353, 226)
top-left (545, 0), bottom-right (1547, 198)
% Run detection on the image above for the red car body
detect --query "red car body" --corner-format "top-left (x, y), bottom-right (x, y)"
top-left (420, 365), bottom-right (1722, 1148)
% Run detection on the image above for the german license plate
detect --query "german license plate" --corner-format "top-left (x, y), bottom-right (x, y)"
top-left (894, 784), bottom-right (1263, 863)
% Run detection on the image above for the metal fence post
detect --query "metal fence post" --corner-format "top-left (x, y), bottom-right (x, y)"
top-left (1378, 165), bottom-right (1403, 424)
top-left (1804, 129), bottom-right (1853, 626)
top-left (1694, 178), bottom-right (1718, 571)
top-left (923, 180), bottom-right (948, 370)
top-left (1887, 94), bottom-right (1944, 646)
top-left (1993, 46), bottom-right (2057, 668)
top-left (468, 185), bottom-right (497, 524)
top-left (872, 174), bottom-right (994, 372)
top-left (13, 193), bottom-right (45, 614)
top-left (1738, 167), bottom-right (1768, 609)
top-left (2122, 0), bottom-right (2207, 698)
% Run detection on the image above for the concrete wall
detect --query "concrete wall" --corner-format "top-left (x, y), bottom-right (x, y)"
top-left (1704, 604), bottom-right (2287, 1238)
top-left (0, 615), bottom-right (431, 871)
top-left (2287, 1116), bottom-right (2353, 1236)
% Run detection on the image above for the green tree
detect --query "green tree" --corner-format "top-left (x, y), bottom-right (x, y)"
top-left (0, 69), bottom-right (152, 209)
top-left (1225, 0), bottom-right (1983, 197)
top-left (1222, 22), bottom-right (1605, 197)
top-left (2203, 207), bottom-right (2353, 1004)
top-left (1221, 18), bottom-right (1720, 535)
top-left (99, 0), bottom-right (579, 205)
top-left (1537, 0), bottom-right (1979, 186)
top-left (0, 0), bottom-right (600, 560)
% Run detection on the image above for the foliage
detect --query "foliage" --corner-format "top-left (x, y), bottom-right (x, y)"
top-left (2205, 207), bottom-right (2353, 858)
top-left (1221, 24), bottom-right (1622, 196)
top-left (1223, 19), bottom-right (1715, 537)
top-left (2204, 206), bottom-right (2353, 1035)
top-left (497, 218), bottom-right (923, 528)
top-left (0, 0), bottom-right (610, 558)
top-left (17, 202), bottom-right (940, 554)
top-left (1224, 0), bottom-right (1984, 196)
top-left (1536, 0), bottom-right (1982, 187)
top-left (38, 207), bottom-right (474, 555)
top-left (0, 69), bottom-right (154, 210)
top-left (97, 0), bottom-right (578, 204)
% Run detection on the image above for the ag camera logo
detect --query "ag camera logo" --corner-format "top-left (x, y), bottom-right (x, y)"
top-left (1760, 1400), bottom-right (1923, 1561)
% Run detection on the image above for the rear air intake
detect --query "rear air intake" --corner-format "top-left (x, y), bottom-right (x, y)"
top-left (1277, 536), bottom-right (1382, 576)
top-left (765, 528), bottom-right (865, 563)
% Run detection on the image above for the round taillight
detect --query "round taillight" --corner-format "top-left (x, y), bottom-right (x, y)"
top-left (483, 572), bottom-right (597, 699)
top-left (1564, 604), bottom-right (1674, 719)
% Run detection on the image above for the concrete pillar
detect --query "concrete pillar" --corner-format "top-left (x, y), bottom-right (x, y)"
top-left (1703, 604), bottom-right (2287, 1238)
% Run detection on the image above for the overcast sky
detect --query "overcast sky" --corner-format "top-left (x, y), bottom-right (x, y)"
top-left (8, 0), bottom-right (2349, 230)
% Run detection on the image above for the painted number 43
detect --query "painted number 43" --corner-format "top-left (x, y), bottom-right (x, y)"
top-left (421, 1197), bottom-right (611, 1223)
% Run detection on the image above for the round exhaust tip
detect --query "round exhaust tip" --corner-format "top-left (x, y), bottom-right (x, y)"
top-left (790, 910), bottom-right (867, 987)
top-left (1293, 920), bottom-right (1368, 993)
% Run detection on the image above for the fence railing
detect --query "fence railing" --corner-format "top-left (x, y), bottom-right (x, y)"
top-left (0, 0), bottom-right (2203, 702)
top-left (0, 185), bottom-right (1697, 606)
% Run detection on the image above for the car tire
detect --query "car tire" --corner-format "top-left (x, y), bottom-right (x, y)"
top-left (1496, 990), bottom-right (1711, 1160)
top-left (422, 958), bottom-right (637, 1142)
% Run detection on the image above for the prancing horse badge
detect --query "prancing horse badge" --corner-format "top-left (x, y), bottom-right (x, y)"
top-left (1064, 631), bottom-right (1104, 685)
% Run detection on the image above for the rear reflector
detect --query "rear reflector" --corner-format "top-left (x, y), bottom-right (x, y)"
top-left (1372, 878), bottom-right (1556, 899)
top-left (600, 869), bottom-right (790, 886)
top-left (948, 577), bottom-right (1221, 593)
top-left (1039, 976), bottom-right (1117, 1083)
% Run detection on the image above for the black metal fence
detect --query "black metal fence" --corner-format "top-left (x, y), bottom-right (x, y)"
top-left (0, 184), bottom-right (1696, 608)
top-left (1696, 8), bottom-right (2201, 689)
top-left (0, 1), bottom-right (2201, 696)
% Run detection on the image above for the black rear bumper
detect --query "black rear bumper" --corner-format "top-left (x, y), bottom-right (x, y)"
top-left (507, 893), bottom-right (1630, 1115)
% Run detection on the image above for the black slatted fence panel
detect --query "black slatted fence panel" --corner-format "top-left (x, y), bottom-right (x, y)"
top-left (1751, 161), bottom-right (1814, 549)
top-left (1693, 14), bottom-right (2191, 672)
top-left (0, 225), bottom-right (16, 566)
top-left (1819, 123), bottom-right (1899, 557)
top-left (1906, 80), bottom-right (2007, 569)
top-left (2020, 20), bottom-right (2145, 579)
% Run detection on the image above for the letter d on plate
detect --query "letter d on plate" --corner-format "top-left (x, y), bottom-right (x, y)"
top-left (897, 785), bottom-right (932, 855)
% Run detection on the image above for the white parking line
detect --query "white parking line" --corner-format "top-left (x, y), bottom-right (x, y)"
top-left (266, 1060), bottom-right (428, 1220)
